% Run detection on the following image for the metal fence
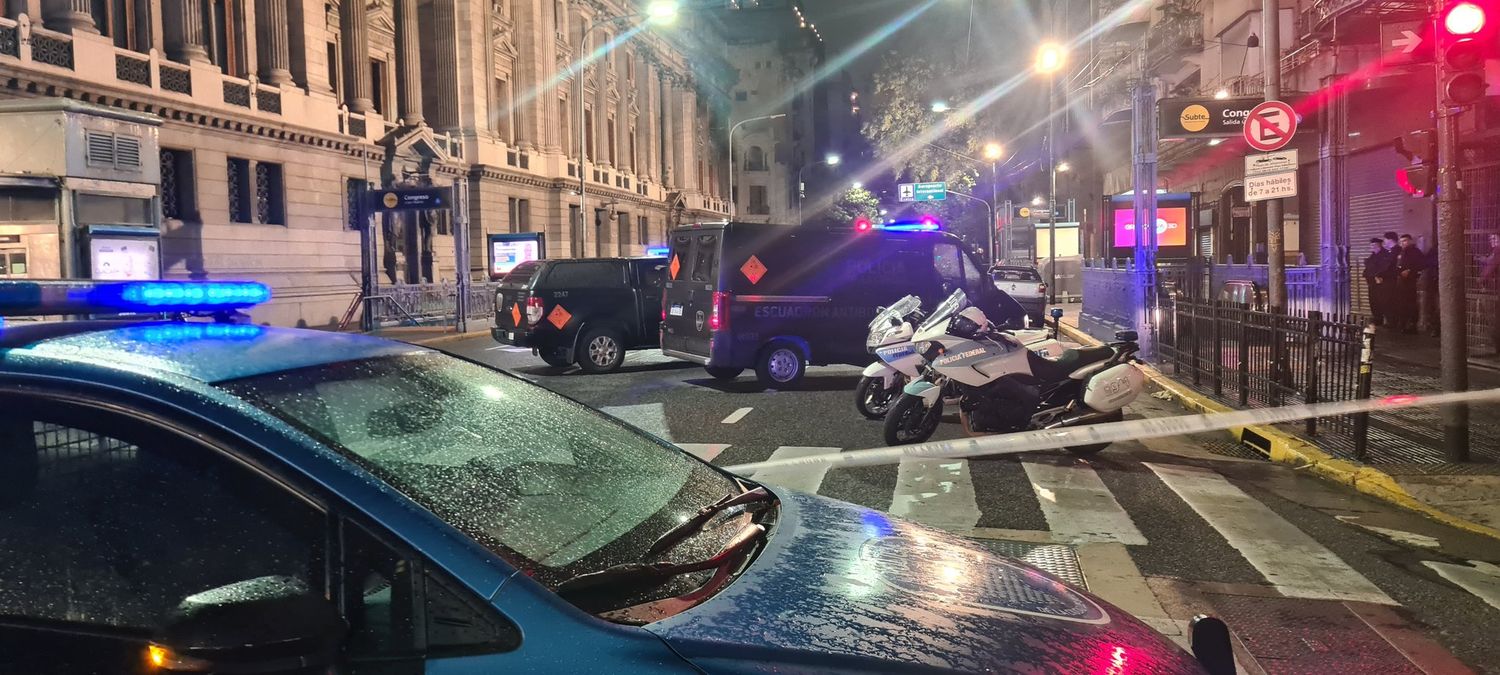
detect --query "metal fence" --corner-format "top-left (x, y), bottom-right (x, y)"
top-left (365, 281), bottom-right (498, 328)
top-left (1154, 295), bottom-right (1372, 456)
top-left (1462, 160), bottom-right (1500, 353)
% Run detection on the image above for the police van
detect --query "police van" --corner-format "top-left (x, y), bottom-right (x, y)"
top-left (660, 221), bottom-right (1025, 388)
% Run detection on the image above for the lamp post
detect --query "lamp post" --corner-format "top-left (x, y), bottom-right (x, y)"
top-left (727, 113), bottom-right (787, 218)
top-left (797, 154), bottom-right (841, 224)
top-left (921, 140), bottom-right (1004, 264)
top-left (1036, 41), bottom-right (1066, 304)
top-left (577, 1), bottom-right (678, 257)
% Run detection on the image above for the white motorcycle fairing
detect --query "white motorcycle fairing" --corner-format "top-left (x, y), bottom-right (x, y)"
top-left (862, 361), bottom-right (900, 388)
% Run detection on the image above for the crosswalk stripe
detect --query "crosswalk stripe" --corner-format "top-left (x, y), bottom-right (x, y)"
top-left (1146, 462), bottom-right (1396, 605)
top-left (598, 403), bottom-right (672, 442)
top-left (676, 443), bottom-right (730, 463)
top-left (749, 446), bottom-right (841, 494)
top-left (721, 407), bottom-right (753, 424)
top-left (890, 458), bottom-right (981, 536)
top-left (1422, 561), bottom-right (1500, 611)
top-left (1023, 461), bottom-right (1147, 546)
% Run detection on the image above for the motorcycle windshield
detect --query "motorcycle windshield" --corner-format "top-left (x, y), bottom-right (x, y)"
top-left (917, 289), bottom-right (968, 335)
top-left (868, 295), bottom-right (922, 331)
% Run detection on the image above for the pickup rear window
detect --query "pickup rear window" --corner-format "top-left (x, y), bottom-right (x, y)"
top-left (501, 261), bottom-right (545, 287)
top-left (993, 268), bottom-right (1042, 282)
top-left (544, 261), bottom-right (625, 287)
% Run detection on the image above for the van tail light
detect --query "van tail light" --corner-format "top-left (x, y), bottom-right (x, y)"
top-left (525, 296), bottom-right (544, 325)
top-left (661, 293), bottom-right (668, 321)
top-left (709, 291), bottom-right (730, 331)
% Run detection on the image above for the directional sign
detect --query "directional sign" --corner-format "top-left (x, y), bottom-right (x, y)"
top-left (1243, 101), bottom-right (1297, 152)
top-left (899, 182), bottom-right (947, 203)
top-left (369, 187), bottom-right (452, 213)
top-left (1158, 97), bottom-right (1264, 139)
top-left (1381, 20), bottom-right (1429, 63)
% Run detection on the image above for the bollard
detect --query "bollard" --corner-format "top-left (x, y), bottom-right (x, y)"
top-left (1304, 310), bottom-right (1322, 436)
top-left (1352, 322), bottom-right (1376, 461)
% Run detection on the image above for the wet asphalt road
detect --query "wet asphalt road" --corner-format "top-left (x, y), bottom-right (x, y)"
top-left (442, 337), bottom-right (1500, 674)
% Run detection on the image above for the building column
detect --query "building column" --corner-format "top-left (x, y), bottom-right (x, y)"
top-left (418, 0), bottom-right (459, 129)
top-left (515, 0), bottom-right (547, 150)
top-left (63, 0), bottom-right (98, 33)
top-left (256, 0), bottom-right (293, 84)
top-left (339, 0), bottom-right (374, 112)
top-left (162, 0), bottom-right (210, 63)
top-left (673, 84), bottom-right (698, 194)
top-left (393, 0), bottom-right (423, 125)
top-left (639, 59), bottom-right (657, 182)
top-left (593, 36), bottom-right (610, 168)
top-left (661, 75), bottom-right (677, 188)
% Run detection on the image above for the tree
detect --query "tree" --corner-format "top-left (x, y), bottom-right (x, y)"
top-left (820, 187), bottom-right (881, 226)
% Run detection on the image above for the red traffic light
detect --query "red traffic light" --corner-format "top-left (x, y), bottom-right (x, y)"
top-left (1397, 165), bottom-right (1435, 197)
top-left (853, 217), bottom-right (874, 232)
top-left (1445, 2), bottom-right (1486, 35)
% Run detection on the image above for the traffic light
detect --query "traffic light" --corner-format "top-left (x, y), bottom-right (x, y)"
top-left (1440, 1), bottom-right (1491, 107)
top-left (1394, 129), bottom-right (1437, 197)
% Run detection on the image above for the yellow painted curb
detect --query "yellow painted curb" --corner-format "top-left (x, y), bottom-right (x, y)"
top-left (1058, 320), bottom-right (1500, 541)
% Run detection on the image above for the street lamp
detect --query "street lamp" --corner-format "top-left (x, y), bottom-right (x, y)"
top-left (577, 1), bottom-right (680, 257)
top-left (930, 100), bottom-right (951, 113)
top-left (728, 113), bottom-right (787, 217)
top-left (852, 181), bottom-right (863, 189)
top-left (1214, 88), bottom-right (1230, 100)
top-left (797, 154), bottom-right (841, 224)
top-left (1035, 41), bottom-right (1066, 303)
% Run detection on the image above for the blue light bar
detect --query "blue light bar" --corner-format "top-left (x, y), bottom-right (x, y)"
top-left (879, 222), bottom-right (942, 232)
top-left (645, 246), bottom-right (671, 257)
top-left (0, 280), bottom-right (272, 317)
top-left (134, 323), bottom-right (265, 343)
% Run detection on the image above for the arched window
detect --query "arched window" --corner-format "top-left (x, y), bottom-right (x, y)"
top-left (746, 146), bottom-right (767, 172)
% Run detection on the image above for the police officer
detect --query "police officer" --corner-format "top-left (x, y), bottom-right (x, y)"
top-left (1362, 237), bottom-right (1393, 326)
top-left (1393, 233), bottom-right (1426, 333)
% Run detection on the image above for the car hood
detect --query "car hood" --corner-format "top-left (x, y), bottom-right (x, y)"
top-left (645, 491), bottom-right (1204, 674)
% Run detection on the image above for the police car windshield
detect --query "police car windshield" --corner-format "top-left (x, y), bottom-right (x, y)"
top-left (918, 289), bottom-right (968, 334)
top-left (222, 353), bottom-right (740, 591)
top-left (868, 295), bottom-right (921, 331)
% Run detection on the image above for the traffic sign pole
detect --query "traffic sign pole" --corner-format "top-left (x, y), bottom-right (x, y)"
top-left (1433, 9), bottom-right (1471, 460)
top-left (1260, 0), bottom-right (1287, 311)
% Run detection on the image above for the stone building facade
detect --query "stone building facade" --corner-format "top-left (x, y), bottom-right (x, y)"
top-left (0, 0), bottom-right (730, 327)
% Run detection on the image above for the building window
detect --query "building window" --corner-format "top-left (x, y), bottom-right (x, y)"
top-left (492, 77), bottom-right (514, 143)
top-left (227, 158), bottom-right (251, 223)
top-left (98, 0), bottom-right (150, 52)
top-left (507, 197), bottom-right (529, 234)
top-left (255, 162), bottom-right (284, 225)
top-left (745, 146), bottom-right (767, 171)
top-left (326, 41), bottom-right (340, 97)
top-left (637, 215), bottom-right (648, 246)
top-left (160, 148), bottom-right (196, 221)
top-left (583, 107), bottom-right (594, 162)
top-left (735, 91), bottom-right (747, 101)
top-left (560, 95), bottom-right (571, 156)
top-left (617, 212), bottom-right (630, 256)
top-left (627, 129), bottom-right (637, 173)
top-left (207, 0), bottom-right (246, 76)
top-left (346, 178), bottom-right (366, 230)
top-left (748, 185), bottom-right (769, 215)
top-left (369, 59), bottom-right (387, 115)
top-left (568, 205), bottom-right (583, 257)
top-left (607, 116), bottom-right (617, 166)
top-left (626, 56), bottom-right (634, 82)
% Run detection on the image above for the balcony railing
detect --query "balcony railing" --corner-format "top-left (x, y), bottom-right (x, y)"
top-left (0, 19), bottom-right (19, 58)
top-left (1146, 7), bottom-right (1205, 68)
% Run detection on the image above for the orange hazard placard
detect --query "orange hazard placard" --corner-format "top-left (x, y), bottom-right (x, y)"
top-left (548, 305), bottom-right (572, 330)
top-left (510, 304), bottom-right (522, 326)
top-left (741, 255), bottom-right (767, 285)
top-left (669, 254), bottom-right (681, 280)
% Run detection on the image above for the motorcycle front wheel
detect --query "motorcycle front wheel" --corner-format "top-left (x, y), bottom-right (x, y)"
top-left (1063, 409), bottom-right (1125, 456)
top-left (883, 394), bottom-right (945, 446)
top-left (854, 376), bottom-right (902, 420)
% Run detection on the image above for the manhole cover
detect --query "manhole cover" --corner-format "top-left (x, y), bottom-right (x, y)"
top-left (971, 539), bottom-right (1086, 589)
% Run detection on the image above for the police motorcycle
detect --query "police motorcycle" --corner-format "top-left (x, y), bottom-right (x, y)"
top-left (857, 296), bottom-right (1072, 420)
top-left (882, 289), bottom-right (1146, 454)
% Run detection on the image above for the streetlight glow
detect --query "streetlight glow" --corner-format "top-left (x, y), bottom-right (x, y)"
top-left (1034, 42), bottom-right (1066, 74)
top-left (1214, 88), bottom-right (1230, 100)
top-left (645, 0), bottom-right (679, 24)
top-left (930, 100), bottom-right (951, 113)
top-left (982, 142), bottom-right (1004, 161)
top-left (1032, 195), bottom-right (1046, 206)
top-left (1056, 161), bottom-right (1070, 173)
top-left (825, 154), bottom-right (842, 166)
top-left (852, 181), bottom-right (864, 189)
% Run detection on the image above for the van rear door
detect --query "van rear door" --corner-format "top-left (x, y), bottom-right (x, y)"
top-left (661, 229), bottom-right (723, 358)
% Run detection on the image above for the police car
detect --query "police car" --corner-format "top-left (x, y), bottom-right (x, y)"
top-left (0, 280), bottom-right (1223, 674)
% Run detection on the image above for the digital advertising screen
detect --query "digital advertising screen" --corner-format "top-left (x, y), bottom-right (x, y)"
top-left (489, 233), bottom-right (544, 279)
top-left (89, 236), bottom-right (160, 280)
top-left (1112, 206), bottom-right (1189, 248)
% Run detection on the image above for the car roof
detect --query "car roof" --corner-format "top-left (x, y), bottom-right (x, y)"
top-left (3, 322), bottom-right (422, 384)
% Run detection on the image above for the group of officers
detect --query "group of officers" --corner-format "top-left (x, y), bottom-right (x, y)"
top-left (1362, 231), bottom-right (1427, 334)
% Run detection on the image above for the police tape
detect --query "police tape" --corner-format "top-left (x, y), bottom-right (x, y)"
top-left (723, 388), bottom-right (1500, 474)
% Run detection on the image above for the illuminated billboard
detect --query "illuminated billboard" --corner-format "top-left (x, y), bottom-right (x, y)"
top-left (1112, 206), bottom-right (1189, 248)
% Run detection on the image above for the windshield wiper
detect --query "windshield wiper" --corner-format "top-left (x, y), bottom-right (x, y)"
top-left (556, 523), bottom-right (767, 613)
top-left (645, 486), bottom-right (774, 558)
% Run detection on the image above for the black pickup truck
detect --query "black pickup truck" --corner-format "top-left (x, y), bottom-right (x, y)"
top-left (491, 257), bottom-right (667, 372)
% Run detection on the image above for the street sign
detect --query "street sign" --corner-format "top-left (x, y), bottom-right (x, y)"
top-left (1243, 101), bottom-right (1298, 152)
top-left (898, 182), bottom-right (947, 202)
top-left (369, 187), bottom-right (451, 212)
top-left (1016, 206), bottom-right (1051, 219)
top-left (1245, 170), bottom-right (1298, 202)
top-left (1245, 149), bottom-right (1298, 178)
top-left (1381, 20), bottom-right (1429, 62)
top-left (1157, 97), bottom-right (1263, 139)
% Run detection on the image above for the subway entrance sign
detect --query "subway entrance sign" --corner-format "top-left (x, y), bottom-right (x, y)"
top-left (898, 182), bottom-right (947, 203)
top-left (369, 187), bottom-right (452, 213)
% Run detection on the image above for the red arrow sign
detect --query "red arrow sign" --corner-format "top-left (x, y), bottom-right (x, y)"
top-left (1243, 101), bottom-right (1297, 152)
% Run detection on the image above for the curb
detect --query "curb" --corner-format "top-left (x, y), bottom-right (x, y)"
top-left (364, 330), bottom-right (489, 347)
top-left (1057, 321), bottom-right (1500, 542)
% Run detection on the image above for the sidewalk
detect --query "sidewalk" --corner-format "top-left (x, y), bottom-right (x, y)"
top-left (360, 319), bottom-right (492, 347)
top-left (1057, 308), bottom-right (1500, 539)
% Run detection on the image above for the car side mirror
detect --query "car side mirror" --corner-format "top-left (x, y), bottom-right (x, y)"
top-left (149, 576), bottom-right (345, 673)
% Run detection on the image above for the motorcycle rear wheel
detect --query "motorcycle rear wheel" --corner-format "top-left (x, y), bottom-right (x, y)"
top-left (1063, 409), bottom-right (1125, 456)
top-left (854, 376), bottom-right (901, 420)
top-left (883, 394), bottom-right (945, 446)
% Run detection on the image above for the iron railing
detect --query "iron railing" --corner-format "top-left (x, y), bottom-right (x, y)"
top-left (364, 281), bottom-right (497, 328)
top-left (1155, 295), bottom-right (1371, 456)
